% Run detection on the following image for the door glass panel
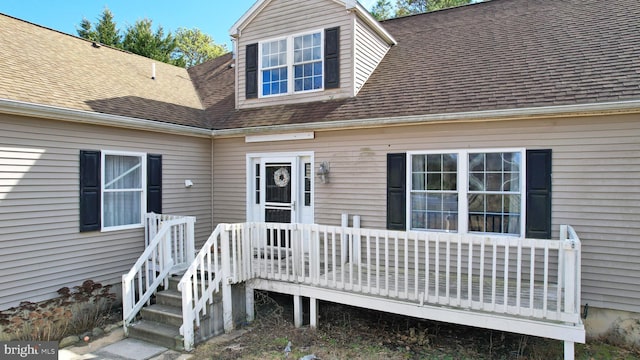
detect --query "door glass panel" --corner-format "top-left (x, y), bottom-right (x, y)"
top-left (265, 208), bottom-right (291, 223)
top-left (265, 164), bottom-right (292, 203)
top-left (264, 163), bottom-right (293, 247)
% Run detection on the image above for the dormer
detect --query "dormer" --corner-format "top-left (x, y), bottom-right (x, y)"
top-left (230, 0), bottom-right (396, 110)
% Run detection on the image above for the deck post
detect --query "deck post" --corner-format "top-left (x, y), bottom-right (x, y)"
top-left (561, 225), bottom-right (577, 318)
top-left (180, 278), bottom-right (195, 351)
top-left (353, 215), bottom-right (361, 265)
top-left (341, 213), bottom-right (349, 265)
top-left (310, 297), bottom-right (318, 328)
top-left (221, 227), bottom-right (234, 333)
top-left (185, 217), bottom-right (196, 265)
top-left (293, 295), bottom-right (303, 328)
top-left (246, 285), bottom-right (255, 323)
top-left (564, 341), bottom-right (574, 360)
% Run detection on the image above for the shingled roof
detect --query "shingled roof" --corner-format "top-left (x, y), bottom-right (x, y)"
top-left (2, 0), bottom-right (639, 133)
top-left (0, 13), bottom-right (206, 128)
top-left (201, 0), bottom-right (640, 130)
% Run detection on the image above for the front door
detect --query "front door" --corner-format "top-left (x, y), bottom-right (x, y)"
top-left (247, 154), bottom-right (314, 225)
top-left (248, 154), bottom-right (314, 258)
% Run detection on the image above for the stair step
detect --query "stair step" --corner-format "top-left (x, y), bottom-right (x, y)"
top-left (128, 319), bottom-right (183, 350)
top-left (167, 276), bottom-right (182, 291)
top-left (140, 304), bottom-right (183, 327)
top-left (168, 272), bottom-right (218, 291)
top-left (156, 289), bottom-right (182, 308)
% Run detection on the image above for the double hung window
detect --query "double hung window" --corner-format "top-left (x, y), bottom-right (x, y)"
top-left (260, 31), bottom-right (323, 97)
top-left (468, 152), bottom-right (521, 235)
top-left (411, 153), bottom-right (458, 232)
top-left (261, 39), bottom-right (288, 96)
top-left (409, 149), bottom-right (524, 236)
top-left (293, 33), bottom-right (323, 92)
top-left (102, 151), bottom-right (145, 230)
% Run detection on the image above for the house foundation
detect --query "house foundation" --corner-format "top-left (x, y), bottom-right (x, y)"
top-left (583, 306), bottom-right (640, 348)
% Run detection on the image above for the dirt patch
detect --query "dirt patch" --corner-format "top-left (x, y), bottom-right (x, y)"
top-left (191, 291), bottom-right (640, 360)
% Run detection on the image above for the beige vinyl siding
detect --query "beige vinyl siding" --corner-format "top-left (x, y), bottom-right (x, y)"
top-left (236, 0), bottom-right (354, 109)
top-left (0, 114), bottom-right (212, 310)
top-left (354, 18), bottom-right (391, 94)
top-left (211, 113), bottom-right (640, 313)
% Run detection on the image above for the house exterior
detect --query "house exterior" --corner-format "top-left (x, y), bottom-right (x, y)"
top-left (0, 14), bottom-right (214, 309)
top-left (1, 0), bottom-right (640, 348)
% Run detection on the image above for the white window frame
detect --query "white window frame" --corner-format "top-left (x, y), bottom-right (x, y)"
top-left (258, 29), bottom-right (324, 98)
top-left (407, 148), bottom-right (526, 236)
top-left (101, 150), bottom-right (147, 232)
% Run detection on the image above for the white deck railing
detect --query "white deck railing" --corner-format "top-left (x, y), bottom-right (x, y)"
top-left (122, 213), bottom-right (196, 331)
top-left (145, 213), bottom-right (196, 271)
top-left (248, 222), bottom-right (582, 323)
top-left (178, 222), bottom-right (582, 351)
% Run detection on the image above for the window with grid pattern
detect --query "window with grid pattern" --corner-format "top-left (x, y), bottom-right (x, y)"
top-left (409, 150), bottom-right (523, 235)
top-left (259, 31), bottom-right (323, 97)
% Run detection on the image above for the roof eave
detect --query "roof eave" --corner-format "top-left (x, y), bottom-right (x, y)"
top-left (229, 0), bottom-right (272, 37)
top-left (229, 0), bottom-right (396, 46)
top-left (0, 98), bottom-right (212, 138)
top-left (349, 1), bottom-right (397, 45)
top-left (212, 100), bottom-right (640, 137)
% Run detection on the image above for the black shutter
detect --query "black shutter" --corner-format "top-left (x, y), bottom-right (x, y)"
top-left (387, 153), bottom-right (406, 230)
top-left (79, 150), bottom-right (101, 232)
top-left (324, 27), bottom-right (340, 89)
top-left (526, 149), bottom-right (552, 239)
top-left (246, 43), bottom-right (258, 99)
top-left (147, 154), bottom-right (162, 214)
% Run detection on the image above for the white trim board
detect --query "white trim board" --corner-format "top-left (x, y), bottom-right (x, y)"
top-left (245, 132), bottom-right (315, 143)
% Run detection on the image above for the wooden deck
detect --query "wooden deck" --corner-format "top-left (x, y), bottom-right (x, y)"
top-left (178, 222), bottom-right (585, 359)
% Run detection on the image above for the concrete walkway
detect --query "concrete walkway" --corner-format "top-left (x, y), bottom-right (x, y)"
top-left (58, 328), bottom-right (192, 360)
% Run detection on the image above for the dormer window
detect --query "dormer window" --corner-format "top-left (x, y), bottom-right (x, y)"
top-left (261, 39), bottom-right (288, 95)
top-left (293, 33), bottom-right (323, 92)
top-left (245, 27), bottom-right (339, 100)
top-left (260, 31), bottom-right (323, 97)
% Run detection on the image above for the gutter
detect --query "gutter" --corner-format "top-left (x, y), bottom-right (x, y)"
top-left (3, 97), bottom-right (639, 140)
top-left (0, 98), bottom-right (211, 138)
top-left (212, 99), bottom-right (640, 138)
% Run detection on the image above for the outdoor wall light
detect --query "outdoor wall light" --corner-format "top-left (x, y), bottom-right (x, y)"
top-left (184, 179), bottom-right (193, 188)
top-left (317, 161), bottom-right (330, 184)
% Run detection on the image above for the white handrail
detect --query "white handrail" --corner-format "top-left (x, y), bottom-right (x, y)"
top-left (178, 222), bottom-right (251, 351)
top-left (178, 225), bottom-right (223, 351)
top-left (145, 213), bottom-right (196, 268)
top-left (122, 214), bottom-right (196, 333)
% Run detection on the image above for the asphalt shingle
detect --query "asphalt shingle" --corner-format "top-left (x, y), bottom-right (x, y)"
top-left (0, 13), bottom-right (206, 128)
top-left (2, 0), bottom-right (639, 132)
top-left (203, 0), bottom-right (640, 130)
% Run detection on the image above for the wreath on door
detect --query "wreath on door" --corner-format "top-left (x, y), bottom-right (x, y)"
top-left (274, 167), bottom-right (290, 187)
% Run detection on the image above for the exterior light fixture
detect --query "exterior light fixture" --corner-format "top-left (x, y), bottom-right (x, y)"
top-left (317, 161), bottom-right (330, 184)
